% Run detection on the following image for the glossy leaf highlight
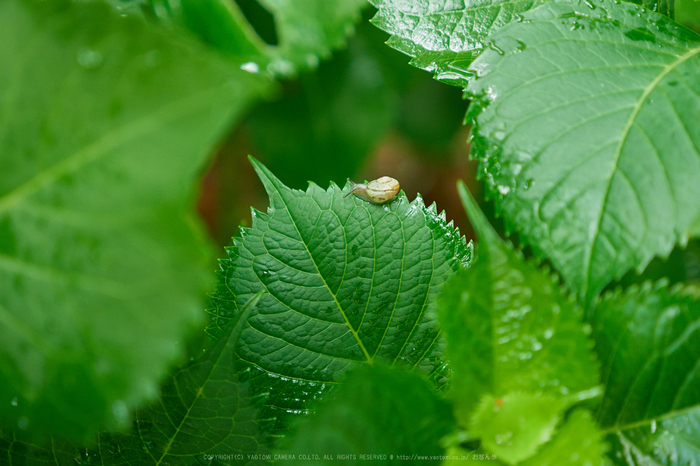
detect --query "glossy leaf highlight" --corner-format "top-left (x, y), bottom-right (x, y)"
top-left (369, 0), bottom-right (544, 86)
top-left (465, 0), bottom-right (700, 305)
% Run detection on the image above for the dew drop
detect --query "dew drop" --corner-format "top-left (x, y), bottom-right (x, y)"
top-left (10, 397), bottom-right (18, 407)
top-left (77, 47), bottom-right (103, 69)
top-left (240, 62), bottom-right (260, 73)
top-left (651, 419), bottom-right (657, 433)
top-left (112, 400), bottom-right (128, 425)
top-left (17, 416), bottom-right (29, 429)
top-left (497, 185), bottom-right (511, 195)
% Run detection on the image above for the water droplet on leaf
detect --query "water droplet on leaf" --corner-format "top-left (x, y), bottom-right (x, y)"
top-left (77, 48), bottom-right (103, 69)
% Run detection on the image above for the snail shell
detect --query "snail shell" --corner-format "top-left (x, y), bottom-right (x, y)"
top-left (344, 176), bottom-right (400, 204)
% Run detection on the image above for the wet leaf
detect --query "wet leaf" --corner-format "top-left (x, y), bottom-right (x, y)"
top-left (464, 0), bottom-right (700, 306)
top-left (593, 281), bottom-right (700, 465)
top-left (369, 0), bottom-right (544, 86)
top-left (209, 157), bottom-right (472, 434)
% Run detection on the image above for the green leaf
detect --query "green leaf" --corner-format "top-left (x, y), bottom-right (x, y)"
top-left (108, 0), bottom-right (367, 76)
top-left (177, 0), bottom-right (267, 58)
top-left (209, 157), bottom-right (472, 433)
top-left (606, 407), bottom-right (700, 465)
top-left (630, 0), bottom-right (675, 19)
top-left (519, 409), bottom-right (607, 466)
top-left (464, 0), bottom-right (700, 306)
top-left (369, 0), bottom-right (544, 87)
top-left (592, 281), bottom-right (700, 464)
top-left (259, 0), bottom-right (369, 75)
top-left (439, 182), bottom-right (603, 463)
top-left (470, 392), bottom-right (566, 464)
top-left (105, 0), bottom-right (266, 59)
top-left (0, 292), bottom-right (269, 465)
top-left (279, 364), bottom-right (455, 464)
top-left (0, 0), bottom-right (268, 440)
top-left (440, 182), bottom-right (600, 423)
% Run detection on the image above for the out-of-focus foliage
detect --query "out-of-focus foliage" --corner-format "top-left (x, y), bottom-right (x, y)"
top-left (0, 0), bottom-right (268, 441)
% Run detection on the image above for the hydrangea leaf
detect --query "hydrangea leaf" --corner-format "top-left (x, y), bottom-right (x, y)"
top-left (0, 0), bottom-right (268, 441)
top-left (439, 182), bottom-right (603, 463)
top-left (464, 0), bottom-right (700, 306)
top-left (209, 157), bottom-right (472, 433)
top-left (605, 407), bottom-right (700, 466)
top-left (439, 182), bottom-right (600, 423)
top-left (257, 0), bottom-right (368, 76)
top-left (108, 0), bottom-right (367, 77)
top-left (278, 364), bottom-right (455, 464)
top-left (519, 409), bottom-right (607, 466)
top-left (0, 292), bottom-right (269, 465)
top-left (592, 281), bottom-right (700, 465)
top-left (369, 0), bottom-right (545, 87)
top-left (470, 392), bottom-right (566, 464)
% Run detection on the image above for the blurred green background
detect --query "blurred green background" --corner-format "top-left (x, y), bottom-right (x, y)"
top-left (196, 6), bottom-right (480, 250)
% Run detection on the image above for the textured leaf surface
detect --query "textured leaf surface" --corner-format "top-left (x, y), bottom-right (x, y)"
top-left (0, 0), bottom-right (268, 440)
top-left (0, 292), bottom-right (268, 466)
top-left (439, 182), bottom-right (603, 463)
top-left (464, 0), bottom-right (700, 305)
top-left (369, 0), bottom-right (543, 86)
top-left (593, 281), bottom-right (700, 465)
top-left (440, 182), bottom-right (600, 423)
top-left (279, 364), bottom-right (455, 464)
top-left (605, 407), bottom-right (700, 466)
top-left (210, 157), bottom-right (471, 432)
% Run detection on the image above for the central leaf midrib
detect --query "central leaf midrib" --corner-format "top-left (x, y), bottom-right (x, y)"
top-left (601, 404), bottom-right (700, 435)
top-left (583, 44), bottom-right (700, 302)
top-left (152, 318), bottom-right (236, 466)
top-left (268, 180), bottom-right (372, 363)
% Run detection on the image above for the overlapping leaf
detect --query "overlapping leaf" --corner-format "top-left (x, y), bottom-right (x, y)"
top-left (108, 0), bottom-right (367, 76)
top-left (0, 292), bottom-right (269, 466)
top-left (369, 0), bottom-right (544, 87)
top-left (258, 0), bottom-right (368, 75)
top-left (519, 409), bottom-right (606, 466)
top-left (605, 407), bottom-right (700, 466)
top-left (0, 0), bottom-right (268, 440)
top-left (438, 182), bottom-right (603, 463)
top-left (463, 0), bottom-right (700, 306)
top-left (210, 157), bottom-right (471, 432)
top-left (278, 364), bottom-right (455, 463)
top-left (593, 281), bottom-right (700, 465)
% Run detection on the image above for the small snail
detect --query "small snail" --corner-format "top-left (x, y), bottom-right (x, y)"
top-left (344, 176), bottom-right (400, 204)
